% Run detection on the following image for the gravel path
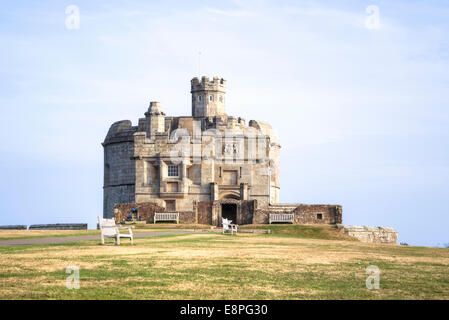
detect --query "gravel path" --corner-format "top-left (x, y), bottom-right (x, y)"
top-left (0, 231), bottom-right (199, 247)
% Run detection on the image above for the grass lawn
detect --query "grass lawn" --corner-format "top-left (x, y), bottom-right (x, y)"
top-left (0, 230), bottom-right (100, 240)
top-left (0, 225), bottom-right (448, 299)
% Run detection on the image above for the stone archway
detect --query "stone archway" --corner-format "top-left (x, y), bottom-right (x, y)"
top-left (212, 198), bottom-right (242, 226)
top-left (219, 192), bottom-right (240, 200)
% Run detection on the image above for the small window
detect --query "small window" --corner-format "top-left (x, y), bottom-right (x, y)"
top-left (198, 95), bottom-right (202, 102)
top-left (219, 96), bottom-right (223, 103)
top-left (209, 95), bottom-right (213, 102)
top-left (317, 213), bottom-right (323, 220)
top-left (168, 165), bottom-right (179, 177)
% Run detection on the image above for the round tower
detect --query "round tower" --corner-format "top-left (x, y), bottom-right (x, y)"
top-left (191, 76), bottom-right (226, 117)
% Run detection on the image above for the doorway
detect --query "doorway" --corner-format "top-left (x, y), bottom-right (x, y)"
top-left (221, 203), bottom-right (237, 224)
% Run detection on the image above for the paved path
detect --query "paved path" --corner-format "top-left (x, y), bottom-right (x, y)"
top-left (0, 231), bottom-right (200, 247)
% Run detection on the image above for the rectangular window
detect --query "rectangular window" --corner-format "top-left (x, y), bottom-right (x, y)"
top-left (209, 95), bottom-right (213, 101)
top-left (317, 213), bottom-right (323, 220)
top-left (168, 165), bottom-right (179, 177)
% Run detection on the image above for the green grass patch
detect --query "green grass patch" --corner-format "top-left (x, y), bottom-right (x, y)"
top-left (240, 224), bottom-right (356, 241)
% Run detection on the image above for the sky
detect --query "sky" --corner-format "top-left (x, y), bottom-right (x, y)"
top-left (0, 0), bottom-right (448, 246)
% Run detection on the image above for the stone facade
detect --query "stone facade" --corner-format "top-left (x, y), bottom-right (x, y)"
top-left (338, 225), bottom-right (398, 244)
top-left (103, 76), bottom-right (342, 226)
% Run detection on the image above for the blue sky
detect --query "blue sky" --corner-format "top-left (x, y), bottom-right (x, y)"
top-left (0, 0), bottom-right (448, 246)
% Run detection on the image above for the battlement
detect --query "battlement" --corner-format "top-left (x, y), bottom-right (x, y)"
top-left (191, 76), bottom-right (226, 93)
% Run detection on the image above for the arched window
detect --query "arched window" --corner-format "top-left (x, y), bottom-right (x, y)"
top-left (209, 95), bottom-right (213, 102)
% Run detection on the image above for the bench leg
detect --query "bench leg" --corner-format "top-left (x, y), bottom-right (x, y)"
top-left (100, 233), bottom-right (105, 245)
top-left (116, 234), bottom-right (120, 245)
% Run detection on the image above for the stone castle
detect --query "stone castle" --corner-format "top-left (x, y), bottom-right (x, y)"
top-left (103, 76), bottom-right (342, 226)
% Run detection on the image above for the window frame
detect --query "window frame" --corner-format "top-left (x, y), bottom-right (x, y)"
top-left (168, 165), bottom-right (179, 177)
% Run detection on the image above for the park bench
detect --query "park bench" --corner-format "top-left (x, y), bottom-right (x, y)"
top-left (222, 218), bottom-right (238, 235)
top-left (154, 212), bottom-right (179, 224)
top-left (97, 216), bottom-right (134, 245)
top-left (269, 213), bottom-right (294, 224)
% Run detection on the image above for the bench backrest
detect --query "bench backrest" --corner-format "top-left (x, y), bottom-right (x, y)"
top-left (98, 216), bottom-right (118, 236)
top-left (270, 214), bottom-right (294, 221)
top-left (155, 213), bottom-right (178, 220)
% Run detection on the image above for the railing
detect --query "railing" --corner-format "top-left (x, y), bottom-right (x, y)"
top-left (154, 212), bottom-right (179, 224)
top-left (269, 213), bottom-right (294, 224)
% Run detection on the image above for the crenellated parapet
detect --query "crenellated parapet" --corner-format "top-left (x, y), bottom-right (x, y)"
top-left (191, 76), bottom-right (227, 117)
top-left (191, 76), bottom-right (226, 92)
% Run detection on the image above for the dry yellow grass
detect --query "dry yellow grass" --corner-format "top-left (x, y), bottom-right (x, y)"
top-left (0, 229), bottom-right (99, 240)
top-left (0, 232), bottom-right (448, 299)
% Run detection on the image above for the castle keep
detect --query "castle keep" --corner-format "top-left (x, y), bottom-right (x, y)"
top-left (103, 76), bottom-right (342, 225)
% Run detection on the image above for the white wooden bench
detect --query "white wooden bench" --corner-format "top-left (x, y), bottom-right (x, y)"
top-left (154, 212), bottom-right (179, 224)
top-left (269, 213), bottom-right (294, 224)
top-left (98, 216), bottom-right (134, 245)
top-left (222, 218), bottom-right (238, 235)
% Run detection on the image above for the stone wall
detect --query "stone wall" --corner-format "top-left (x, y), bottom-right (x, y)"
top-left (293, 205), bottom-right (342, 224)
top-left (0, 225), bottom-right (27, 230)
top-left (114, 202), bottom-right (165, 224)
top-left (253, 204), bottom-right (342, 224)
top-left (114, 202), bottom-right (196, 224)
top-left (239, 200), bottom-right (255, 225)
top-left (338, 225), bottom-right (398, 244)
top-left (114, 200), bottom-right (342, 226)
top-left (177, 211), bottom-right (196, 224)
top-left (103, 129), bottom-right (136, 218)
top-left (28, 224), bottom-right (87, 230)
top-left (104, 185), bottom-right (135, 219)
top-left (197, 201), bottom-right (213, 225)
top-left (253, 209), bottom-right (270, 224)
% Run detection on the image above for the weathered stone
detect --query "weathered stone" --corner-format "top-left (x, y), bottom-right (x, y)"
top-left (338, 225), bottom-right (398, 244)
top-left (103, 76), bottom-right (341, 226)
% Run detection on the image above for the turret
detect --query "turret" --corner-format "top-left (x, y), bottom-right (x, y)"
top-left (145, 101), bottom-right (165, 138)
top-left (191, 76), bottom-right (226, 117)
